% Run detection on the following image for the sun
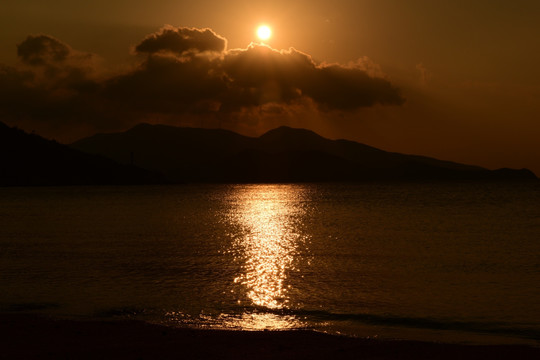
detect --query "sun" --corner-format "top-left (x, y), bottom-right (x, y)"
top-left (257, 25), bottom-right (272, 41)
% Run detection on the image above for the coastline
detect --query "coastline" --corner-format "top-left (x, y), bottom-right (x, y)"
top-left (2, 314), bottom-right (539, 360)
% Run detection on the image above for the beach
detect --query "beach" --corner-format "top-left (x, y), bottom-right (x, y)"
top-left (2, 314), bottom-right (539, 360)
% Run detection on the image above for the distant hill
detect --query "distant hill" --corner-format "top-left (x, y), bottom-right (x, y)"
top-left (0, 122), bottom-right (161, 186)
top-left (70, 123), bottom-right (537, 183)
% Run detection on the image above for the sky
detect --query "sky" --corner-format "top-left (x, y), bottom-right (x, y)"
top-left (1, 0), bottom-right (540, 174)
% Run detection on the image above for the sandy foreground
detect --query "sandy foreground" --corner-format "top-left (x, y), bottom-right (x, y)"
top-left (1, 314), bottom-right (539, 360)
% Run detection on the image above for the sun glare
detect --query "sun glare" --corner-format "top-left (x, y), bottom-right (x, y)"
top-left (257, 25), bottom-right (272, 41)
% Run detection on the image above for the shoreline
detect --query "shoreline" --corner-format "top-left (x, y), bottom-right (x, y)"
top-left (1, 314), bottom-right (539, 359)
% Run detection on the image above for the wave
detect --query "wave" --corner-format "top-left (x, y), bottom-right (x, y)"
top-left (226, 306), bottom-right (540, 341)
top-left (17, 301), bottom-right (537, 342)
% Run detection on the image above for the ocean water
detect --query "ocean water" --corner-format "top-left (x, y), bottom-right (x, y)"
top-left (1, 183), bottom-right (539, 345)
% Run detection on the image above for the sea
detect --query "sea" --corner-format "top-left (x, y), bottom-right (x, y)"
top-left (1, 183), bottom-right (539, 346)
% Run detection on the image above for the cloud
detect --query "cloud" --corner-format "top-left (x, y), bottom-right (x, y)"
top-left (104, 42), bottom-right (403, 116)
top-left (220, 44), bottom-right (403, 110)
top-left (17, 35), bottom-right (72, 66)
top-left (17, 34), bottom-right (97, 71)
top-left (134, 26), bottom-right (227, 56)
top-left (104, 53), bottom-right (225, 114)
top-left (0, 26), bottom-right (404, 140)
top-left (15, 34), bottom-right (99, 92)
top-left (0, 35), bottom-right (107, 138)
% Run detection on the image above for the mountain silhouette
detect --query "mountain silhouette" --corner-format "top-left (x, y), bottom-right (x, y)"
top-left (70, 123), bottom-right (537, 183)
top-left (0, 122), bottom-right (161, 186)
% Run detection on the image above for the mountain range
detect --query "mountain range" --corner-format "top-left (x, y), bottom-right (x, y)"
top-left (0, 121), bottom-right (160, 186)
top-left (69, 123), bottom-right (537, 183)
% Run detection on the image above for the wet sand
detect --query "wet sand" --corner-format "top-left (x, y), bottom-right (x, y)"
top-left (1, 314), bottom-right (539, 359)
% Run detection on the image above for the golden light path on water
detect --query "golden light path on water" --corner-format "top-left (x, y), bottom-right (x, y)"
top-left (227, 184), bottom-right (311, 330)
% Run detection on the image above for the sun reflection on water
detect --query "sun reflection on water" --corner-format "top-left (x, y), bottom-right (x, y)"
top-left (227, 184), bottom-right (311, 329)
top-left (218, 312), bottom-right (304, 331)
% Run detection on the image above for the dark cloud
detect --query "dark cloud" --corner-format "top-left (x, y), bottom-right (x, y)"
top-left (221, 45), bottom-right (404, 110)
top-left (107, 42), bottom-right (403, 114)
top-left (134, 26), bottom-right (227, 56)
top-left (302, 63), bottom-right (404, 109)
top-left (17, 35), bottom-right (71, 66)
top-left (0, 36), bottom-right (107, 139)
top-left (17, 34), bottom-right (96, 70)
top-left (0, 26), bottom-right (404, 140)
top-left (15, 34), bottom-right (99, 92)
top-left (104, 53), bottom-right (225, 114)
